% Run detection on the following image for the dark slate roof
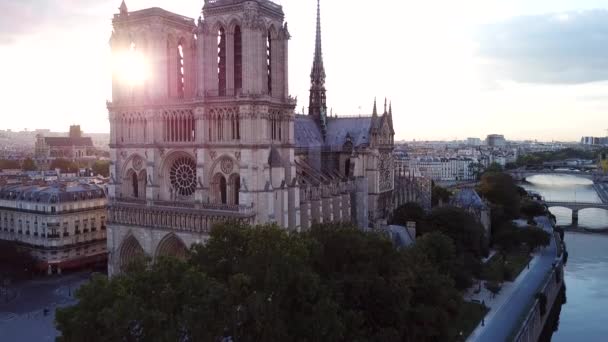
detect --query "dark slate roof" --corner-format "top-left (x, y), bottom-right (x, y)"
top-left (295, 115), bottom-right (324, 149)
top-left (325, 116), bottom-right (372, 150)
top-left (451, 188), bottom-right (487, 210)
top-left (44, 137), bottom-right (93, 147)
top-left (0, 183), bottom-right (105, 204)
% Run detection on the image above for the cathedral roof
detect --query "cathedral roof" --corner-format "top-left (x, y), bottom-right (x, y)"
top-left (295, 115), bottom-right (324, 149)
top-left (295, 114), bottom-right (381, 151)
top-left (325, 116), bottom-right (373, 150)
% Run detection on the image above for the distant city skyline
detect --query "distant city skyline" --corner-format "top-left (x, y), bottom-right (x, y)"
top-left (2, 0), bottom-right (608, 140)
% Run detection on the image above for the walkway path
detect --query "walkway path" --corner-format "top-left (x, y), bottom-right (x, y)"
top-left (467, 216), bottom-right (558, 342)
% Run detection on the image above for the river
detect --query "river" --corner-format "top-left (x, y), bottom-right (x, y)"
top-left (522, 174), bottom-right (608, 341)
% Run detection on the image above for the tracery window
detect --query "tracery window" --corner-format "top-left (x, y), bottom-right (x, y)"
top-left (218, 27), bottom-right (227, 96)
top-left (266, 31), bottom-right (272, 94)
top-left (163, 110), bottom-right (195, 142)
top-left (169, 157), bottom-right (197, 197)
top-left (177, 39), bottom-right (185, 98)
top-left (234, 26), bottom-right (242, 91)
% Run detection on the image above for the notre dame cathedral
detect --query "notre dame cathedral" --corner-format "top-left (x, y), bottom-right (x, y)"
top-left (107, 0), bottom-right (395, 275)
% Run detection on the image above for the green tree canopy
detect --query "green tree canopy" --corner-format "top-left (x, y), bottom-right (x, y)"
top-left (484, 162), bottom-right (504, 173)
top-left (50, 158), bottom-right (79, 173)
top-left (92, 160), bottom-right (110, 177)
top-left (519, 226), bottom-right (551, 253)
top-left (520, 200), bottom-right (546, 220)
top-left (432, 185), bottom-right (452, 207)
top-left (56, 223), bottom-right (466, 342)
top-left (0, 159), bottom-right (20, 169)
top-left (21, 158), bottom-right (37, 171)
top-left (477, 171), bottom-right (521, 220)
top-left (426, 206), bottom-right (487, 259)
top-left (391, 202), bottom-right (427, 227)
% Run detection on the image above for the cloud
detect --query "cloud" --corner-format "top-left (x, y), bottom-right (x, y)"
top-left (475, 10), bottom-right (608, 84)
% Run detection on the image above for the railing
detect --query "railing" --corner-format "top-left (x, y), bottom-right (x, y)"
top-left (113, 198), bottom-right (253, 214)
top-left (108, 201), bottom-right (255, 234)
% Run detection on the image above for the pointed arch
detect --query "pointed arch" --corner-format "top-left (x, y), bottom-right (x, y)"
top-left (176, 37), bottom-right (186, 98)
top-left (228, 173), bottom-right (240, 205)
top-left (118, 234), bottom-right (145, 270)
top-left (266, 29), bottom-right (272, 94)
top-left (212, 172), bottom-right (227, 204)
top-left (233, 24), bottom-right (243, 92)
top-left (155, 233), bottom-right (187, 260)
top-left (217, 25), bottom-right (227, 96)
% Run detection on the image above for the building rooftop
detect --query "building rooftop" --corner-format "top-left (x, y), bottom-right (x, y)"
top-left (0, 182), bottom-right (106, 204)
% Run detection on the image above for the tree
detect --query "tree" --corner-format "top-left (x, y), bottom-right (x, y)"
top-left (520, 200), bottom-right (546, 220)
top-left (427, 206), bottom-right (487, 259)
top-left (432, 185), bottom-right (452, 207)
top-left (493, 222), bottom-right (521, 256)
top-left (92, 160), bottom-right (110, 177)
top-left (21, 158), bottom-right (37, 171)
top-left (468, 163), bottom-right (485, 180)
top-left (56, 259), bottom-right (231, 342)
top-left (391, 202), bottom-right (426, 227)
top-left (484, 162), bottom-right (504, 173)
top-left (0, 159), bottom-right (20, 170)
top-left (519, 226), bottom-right (551, 253)
top-left (485, 281), bottom-right (502, 298)
top-left (57, 223), bottom-right (466, 342)
top-left (50, 158), bottom-right (79, 173)
top-left (477, 171), bottom-right (521, 220)
top-left (0, 241), bottom-right (37, 280)
top-left (415, 232), bottom-right (473, 290)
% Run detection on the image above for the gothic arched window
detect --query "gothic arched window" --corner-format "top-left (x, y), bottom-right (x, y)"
top-left (234, 26), bottom-right (242, 92)
top-left (131, 171), bottom-right (139, 198)
top-left (217, 27), bottom-right (227, 96)
top-left (177, 39), bottom-right (185, 98)
top-left (266, 31), bottom-right (272, 94)
top-left (220, 176), bottom-right (227, 204)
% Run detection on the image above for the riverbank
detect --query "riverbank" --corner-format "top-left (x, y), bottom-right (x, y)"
top-left (467, 216), bottom-right (560, 342)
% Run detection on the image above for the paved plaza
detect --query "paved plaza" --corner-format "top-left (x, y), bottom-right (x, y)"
top-left (0, 272), bottom-right (91, 342)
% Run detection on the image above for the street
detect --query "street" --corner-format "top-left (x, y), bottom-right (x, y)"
top-left (0, 272), bottom-right (91, 342)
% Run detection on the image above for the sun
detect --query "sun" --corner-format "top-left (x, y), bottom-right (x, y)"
top-left (113, 43), bottom-right (149, 86)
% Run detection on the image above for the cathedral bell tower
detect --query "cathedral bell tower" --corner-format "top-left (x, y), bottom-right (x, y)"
top-left (198, 0), bottom-right (291, 99)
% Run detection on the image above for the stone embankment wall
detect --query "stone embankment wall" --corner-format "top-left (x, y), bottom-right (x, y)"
top-left (512, 232), bottom-right (565, 342)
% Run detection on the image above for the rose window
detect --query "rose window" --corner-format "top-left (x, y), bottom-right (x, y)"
top-left (169, 157), bottom-right (197, 197)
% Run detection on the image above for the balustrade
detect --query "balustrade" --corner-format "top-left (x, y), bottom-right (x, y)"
top-left (108, 201), bottom-right (255, 233)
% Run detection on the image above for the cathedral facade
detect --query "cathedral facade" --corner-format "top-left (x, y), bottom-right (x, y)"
top-left (107, 0), bottom-right (395, 275)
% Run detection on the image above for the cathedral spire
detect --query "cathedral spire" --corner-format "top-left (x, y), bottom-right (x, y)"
top-left (384, 97), bottom-right (388, 114)
top-left (119, 0), bottom-right (128, 14)
top-left (372, 97), bottom-right (378, 116)
top-left (308, 0), bottom-right (327, 139)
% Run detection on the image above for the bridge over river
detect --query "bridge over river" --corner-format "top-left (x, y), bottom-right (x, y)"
top-left (508, 169), bottom-right (606, 182)
top-left (545, 201), bottom-right (608, 229)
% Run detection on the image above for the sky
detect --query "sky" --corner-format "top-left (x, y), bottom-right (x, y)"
top-left (1, 0), bottom-right (608, 141)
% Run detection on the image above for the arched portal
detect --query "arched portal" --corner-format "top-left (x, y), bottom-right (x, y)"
top-left (212, 173), bottom-right (227, 204)
top-left (155, 233), bottom-right (187, 260)
top-left (138, 170), bottom-right (147, 199)
top-left (118, 235), bottom-right (145, 270)
top-left (228, 173), bottom-right (240, 205)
